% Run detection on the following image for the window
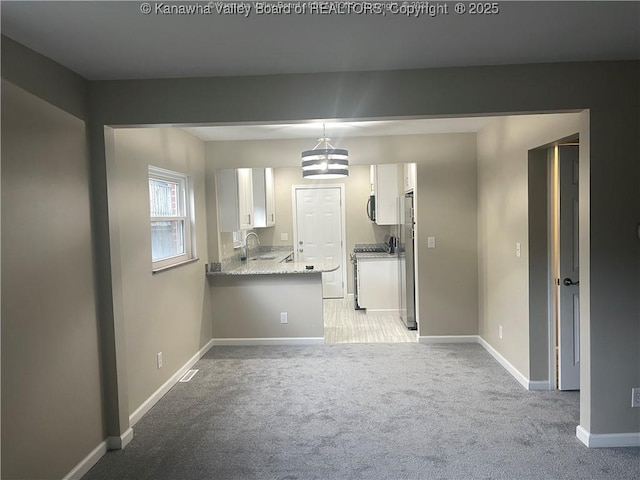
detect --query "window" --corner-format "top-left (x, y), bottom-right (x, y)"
top-left (148, 166), bottom-right (195, 270)
top-left (232, 230), bottom-right (243, 249)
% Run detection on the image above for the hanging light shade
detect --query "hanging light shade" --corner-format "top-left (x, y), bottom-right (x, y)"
top-left (301, 125), bottom-right (349, 179)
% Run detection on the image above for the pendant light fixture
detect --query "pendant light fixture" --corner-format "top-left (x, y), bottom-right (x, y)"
top-left (301, 124), bottom-right (349, 179)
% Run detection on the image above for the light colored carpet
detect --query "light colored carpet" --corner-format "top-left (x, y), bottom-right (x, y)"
top-left (82, 344), bottom-right (639, 480)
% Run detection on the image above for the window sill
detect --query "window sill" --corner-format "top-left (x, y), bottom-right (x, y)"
top-left (152, 257), bottom-right (200, 275)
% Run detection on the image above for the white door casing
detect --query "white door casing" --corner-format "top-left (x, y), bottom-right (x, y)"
top-left (558, 145), bottom-right (580, 390)
top-left (293, 185), bottom-right (346, 299)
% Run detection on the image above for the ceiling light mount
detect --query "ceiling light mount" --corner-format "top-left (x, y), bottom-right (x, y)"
top-left (301, 124), bottom-right (349, 179)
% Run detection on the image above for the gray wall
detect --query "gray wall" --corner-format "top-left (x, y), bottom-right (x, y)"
top-left (1, 79), bottom-right (104, 478)
top-left (209, 274), bottom-right (324, 339)
top-left (112, 128), bottom-right (212, 414)
top-left (415, 134), bottom-right (478, 336)
top-left (477, 113), bottom-right (584, 379)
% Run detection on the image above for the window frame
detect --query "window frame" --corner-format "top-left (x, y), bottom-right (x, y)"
top-left (148, 165), bottom-right (196, 272)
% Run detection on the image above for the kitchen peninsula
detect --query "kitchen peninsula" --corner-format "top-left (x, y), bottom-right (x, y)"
top-left (207, 250), bottom-right (339, 344)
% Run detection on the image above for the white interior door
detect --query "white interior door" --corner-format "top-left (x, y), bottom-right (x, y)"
top-left (558, 145), bottom-right (580, 390)
top-left (294, 186), bottom-right (344, 298)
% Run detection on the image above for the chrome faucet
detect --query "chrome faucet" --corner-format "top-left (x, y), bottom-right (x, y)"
top-left (241, 231), bottom-right (260, 260)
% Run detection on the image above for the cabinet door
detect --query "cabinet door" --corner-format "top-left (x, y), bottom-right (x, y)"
top-left (265, 167), bottom-right (276, 227)
top-left (217, 169), bottom-right (240, 232)
top-left (357, 257), bottom-right (400, 312)
top-left (237, 168), bottom-right (254, 230)
top-left (251, 168), bottom-right (276, 228)
top-left (404, 163), bottom-right (416, 193)
top-left (374, 164), bottom-right (400, 225)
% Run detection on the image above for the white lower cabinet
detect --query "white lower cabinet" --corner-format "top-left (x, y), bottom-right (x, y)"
top-left (357, 256), bottom-right (399, 312)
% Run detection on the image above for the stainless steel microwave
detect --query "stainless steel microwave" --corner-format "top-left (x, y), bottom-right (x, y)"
top-left (366, 194), bottom-right (376, 222)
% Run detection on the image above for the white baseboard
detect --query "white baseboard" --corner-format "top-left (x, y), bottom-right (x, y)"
top-left (64, 340), bottom-right (213, 480)
top-left (107, 427), bottom-right (134, 450)
top-left (61, 440), bottom-right (108, 480)
top-left (129, 339), bottom-right (214, 426)
top-left (417, 335), bottom-right (551, 392)
top-left (477, 336), bottom-right (529, 390)
top-left (577, 425), bottom-right (640, 448)
top-left (211, 337), bottom-right (325, 346)
top-left (419, 335), bottom-right (479, 344)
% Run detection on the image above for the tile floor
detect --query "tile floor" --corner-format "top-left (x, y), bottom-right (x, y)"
top-left (323, 297), bottom-right (417, 344)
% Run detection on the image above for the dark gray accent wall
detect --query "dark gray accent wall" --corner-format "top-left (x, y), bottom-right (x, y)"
top-left (1, 35), bottom-right (88, 120)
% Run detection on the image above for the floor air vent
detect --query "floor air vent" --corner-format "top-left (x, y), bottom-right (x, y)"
top-left (179, 369), bottom-right (198, 383)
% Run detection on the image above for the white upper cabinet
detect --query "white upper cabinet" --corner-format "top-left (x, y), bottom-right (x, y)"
top-left (217, 168), bottom-right (254, 232)
top-left (404, 163), bottom-right (416, 193)
top-left (237, 168), bottom-right (254, 230)
top-left (371, 164), bottom-right (400, 225)
top-left (252, 167), bottom-right (276, 228)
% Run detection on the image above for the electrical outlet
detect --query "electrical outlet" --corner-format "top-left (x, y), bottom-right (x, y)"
top-left (498, 325), bottom-right (503, 340)
top-left (632, 388), bottom-right (640, 408)
top-left (157, 352), bottom-right (163, 369)
top-left (280, 312), bottom-right (288, 324)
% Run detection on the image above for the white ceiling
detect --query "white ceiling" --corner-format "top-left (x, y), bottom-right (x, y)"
top-left (2, 1), bottom-right (637, 140)
top-left (1, 1), bottom-right (638, 81)
top-left (182, 117), bottom-right (497, 141)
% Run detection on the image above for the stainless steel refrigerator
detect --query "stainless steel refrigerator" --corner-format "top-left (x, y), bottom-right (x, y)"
top-left (399, 193), bottom-right (417, 329)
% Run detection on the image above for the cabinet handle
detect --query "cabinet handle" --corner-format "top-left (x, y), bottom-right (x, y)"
top-left (271, 213), bottom-right (274, 222)
top-left (248, 214), bottom-right (251, 224)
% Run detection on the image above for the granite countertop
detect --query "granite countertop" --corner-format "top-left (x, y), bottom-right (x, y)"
top-left (207, 250), bottom-right (339, 276)
top-left (353, 251), bottom-right (397, 259)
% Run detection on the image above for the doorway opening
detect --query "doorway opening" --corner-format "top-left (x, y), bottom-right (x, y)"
top-left (291, 179), bottom-right (418, 345)
top-left (528, 135), bottom-right (580, 391)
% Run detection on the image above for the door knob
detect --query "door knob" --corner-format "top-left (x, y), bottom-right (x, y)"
top-left (562, 277), bottom-right (579, 286)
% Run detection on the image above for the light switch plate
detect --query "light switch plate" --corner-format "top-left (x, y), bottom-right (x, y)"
top-left (280, 233), bottom-right (289, 241)
top-left (427, 237), bottom-right (436, 249)
top-left (632, 388), bottom-right (640, 408)
top-left (516, 242), bottom-right (521, 258)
